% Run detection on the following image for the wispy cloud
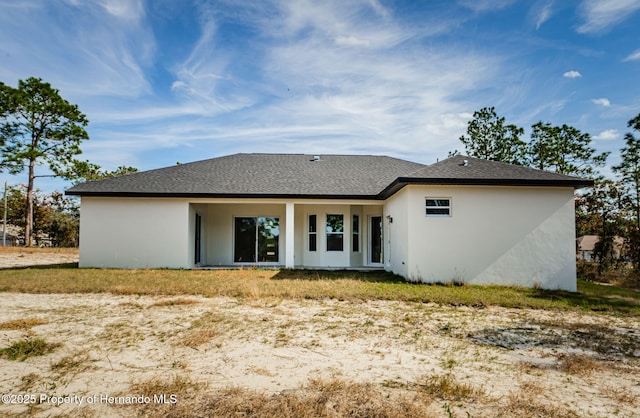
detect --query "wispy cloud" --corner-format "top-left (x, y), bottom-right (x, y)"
top-left (592, 98), bottom-right (611, 106)
top-left (0, 0), bottom-right (154, 98)
top-left (577, 0), bottom-right (640, 34)
top-left (458, 0), bottom-right (516, 12)
top-left (624, 49), bottom-right (640, 61)
top-left (563, 70), bottom-right (582, 78)
top-left (530, 1), bottom-right (554, 29)
top-left (593, 129), bottom-right (619, 140)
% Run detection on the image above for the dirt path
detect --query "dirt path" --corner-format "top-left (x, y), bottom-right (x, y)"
top-left (0, 292), bottom-right (638, 417)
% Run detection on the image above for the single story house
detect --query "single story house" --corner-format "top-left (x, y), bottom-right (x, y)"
top-left (576, 235), bottom-right (625, 262)
top-left (66, 154), bottom-right (592, 291)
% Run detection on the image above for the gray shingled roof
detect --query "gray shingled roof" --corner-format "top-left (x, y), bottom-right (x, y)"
top-left (378, 155), bottom-right (593, 197)
top-left (66, 154), bottom-right (427, 198)
top-left (66, 153), bottom-right (593, 199)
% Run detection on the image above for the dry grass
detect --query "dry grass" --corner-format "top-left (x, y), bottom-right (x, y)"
top-left (557, 353), bottom-right (602, 376)
top-left (417, 373), bottom-right (484, 401)
top-left (128, 376), bottom-right (435, 418)
top-left (0, 267), bottom-right (638, 315)
top-left (0, 317), bottom-right (48, 330)
top-left (503, 381), bottom-right (579, 418)
top-left (601, 385), bottom-right (638, 405)
top-left (0, 246), bottom-right (78, 255)
top-left (50, 351), bottom-right (92, 378)
top-left (150, 297), bottom-right (200, 307)
top-left (178, 328), bottom-right (219, 348)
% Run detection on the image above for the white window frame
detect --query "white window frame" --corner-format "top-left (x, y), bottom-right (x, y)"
top-left (425, 197), bottom-right (452, 217)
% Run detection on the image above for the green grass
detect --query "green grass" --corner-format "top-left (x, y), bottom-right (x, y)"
top-left (0, 337), bottom-right (60, 361)
top-left (0, 267), bottom-right (638, 315)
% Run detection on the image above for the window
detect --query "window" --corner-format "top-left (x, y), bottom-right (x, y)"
top-left (308, 214), bottom-right (317, 251)
top-left (352, 214), bottom-right (360, 252)
top-left (426, 198), bottom-right (451, 216)
top-left (326, 214), bottom-right (344, 251)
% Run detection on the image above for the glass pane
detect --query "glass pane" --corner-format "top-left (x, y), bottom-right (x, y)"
top-left (309, 214), bottom-right (316, 232)
top-left (426, 199), bottom-right (450, 207)
top-left (327, 233), bottom-right (343, 251)
top-left (258, 217), bottom-right (279, 262)
top-left (352, 215), bottom-right (359, 232)
top-left (234, 217), bottom-right (256, 262)
top-left (371, 216), bottom-right (383, 263)
top-left (194, 213), bottom-right (202, 264)
top-left (309, 233), bottom-right (317, 251)
top-left (426, 208), bottom-right (450, 215)
top-left (326, 214), bottom-right (344, 233)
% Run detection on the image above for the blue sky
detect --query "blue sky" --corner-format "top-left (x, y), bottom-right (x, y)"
top-left (0, 0), bottom-right (639, 192)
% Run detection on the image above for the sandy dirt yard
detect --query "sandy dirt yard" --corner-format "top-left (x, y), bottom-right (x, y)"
top-left (0, 250), bottom-right (639, 417)
top-left (0, 248), bottom-right (78, 269)
top-left (0, 291), bottom-right (639, 417)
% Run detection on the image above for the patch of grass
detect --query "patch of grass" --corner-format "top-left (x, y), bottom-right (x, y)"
top-left (150, 297), bottom-right (200, 307)
top-left (51, 351), bottom-right (91, 377)
top-left (178, 328), bottom-right (219, 348)
top-left (600, 385), bottom-right (637, 405)
top-left (0, 267), bottom-right (638, 315)
top-left (126, 376), bottom-right (437, 418)
top-left (99, 322), bottom-right (144, 347)
top-left (417, 373), bottom-right (483, 401)
top-left (17, 373), bottom-right (40, 391)
top-left (0, 317), bottom-right (48, 330)
top-left (556, 353), bottom-right (601, 376)
top-left (0, 337), bottom-right (60, 361)
top-left (503, 381), bottom-right (579, 418)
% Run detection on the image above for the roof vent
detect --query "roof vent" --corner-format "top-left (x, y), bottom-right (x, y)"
top-left (462, 159), bottom-right (468, 166)
top-left (312, 155), bottom-right (321, 162)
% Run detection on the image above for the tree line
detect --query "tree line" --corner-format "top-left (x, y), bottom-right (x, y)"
top-left (0, 77), bottom-right (136, 247)
top-left (458, 107), bottom-right (640, 274)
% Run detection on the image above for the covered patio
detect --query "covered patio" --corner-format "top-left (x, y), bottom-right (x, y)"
top-left (189, 200), bottom-right (385, 270)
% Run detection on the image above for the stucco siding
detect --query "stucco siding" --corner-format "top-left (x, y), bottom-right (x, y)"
top-left (78, 197), bottom-right (190, 268)
top-left (383, 189), bottom-right (409, 278)
top-left (398, 185), bottom-right (576, 291)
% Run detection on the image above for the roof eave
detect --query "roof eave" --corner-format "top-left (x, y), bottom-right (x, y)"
top-left (377, 177), bottom-right (594, 199)
top-left (64, 191), bottom-right (383, 200)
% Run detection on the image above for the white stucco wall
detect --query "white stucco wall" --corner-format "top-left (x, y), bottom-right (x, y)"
top-left (78, 197), bottom-right (191, 268)
top-left (384, 185), bottom-right (577, 291)
top-left (383, 190), bottom-right (409, 278)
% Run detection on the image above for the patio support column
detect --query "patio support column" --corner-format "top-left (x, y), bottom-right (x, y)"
top-left (285, 202), bottom-right (295, 268)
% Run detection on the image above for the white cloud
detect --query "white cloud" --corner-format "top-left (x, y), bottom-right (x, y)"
top-left (593, 129), bottom-right (619, 140)
top-left (592, 98), bottom-right (611, 106)
top-left (624, 49), bottom-right (640, 61)
top-left (563, 70), bottom-right (582, 78)
top-left (99, 0), bottom-right (144, 22)
top-left (577, 0), bottom-right (640, 34)
top-left (531, 1), bottom-right (554, 29)
top-left (459, 0), bottom-right (515, 12)
top-left (0, 0), bottom-right (154, 98)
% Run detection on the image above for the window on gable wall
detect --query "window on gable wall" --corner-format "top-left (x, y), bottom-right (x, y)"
top-left (425, 198), bottom-right (451, 216)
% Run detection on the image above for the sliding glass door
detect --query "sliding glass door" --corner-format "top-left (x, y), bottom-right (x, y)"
top-left (234, 217), bottom-right (280, 263)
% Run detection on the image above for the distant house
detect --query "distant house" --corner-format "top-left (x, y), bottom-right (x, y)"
top-left (576, 235), bottom-right (625, 262)
top-left (66, 154), bottom-right (592, 291)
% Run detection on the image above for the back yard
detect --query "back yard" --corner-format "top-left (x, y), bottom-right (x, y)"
top-left (0, 249), bottom-right (638, 417)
